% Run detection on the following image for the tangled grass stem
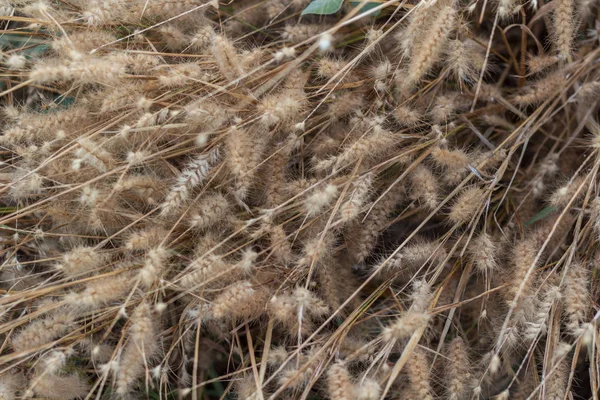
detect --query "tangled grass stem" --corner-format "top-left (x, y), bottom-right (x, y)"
top-left (0, 0), bottom-right (599, 399)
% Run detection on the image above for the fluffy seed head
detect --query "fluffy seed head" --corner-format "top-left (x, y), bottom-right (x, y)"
top-left (469, 233), bottom-right (497, 273)
top-left (356, 378), bottom-right (381, 400)
top-left (305, 184), bottom-right (338, 216)
top-left (326, 362), bottom-right (354, 400)
top-left (449, 187), bottom-right (485, 225)
top-left (57, 247), bottom-right (106, 278)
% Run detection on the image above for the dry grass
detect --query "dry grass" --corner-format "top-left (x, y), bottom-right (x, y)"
top-left (0, 0), bottom-right (599, 399)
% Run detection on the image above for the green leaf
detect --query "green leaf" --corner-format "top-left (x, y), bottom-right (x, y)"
top-left (301, 0), bottom-right (344, 15)
top-left (39, 95), bottom-right (76, 113)
top-left (350, 1), bottom-right (382, 16)
top-left (524, 206), bottom-right (556, 226)
top-left (53, 94), bottom-right (75, 108)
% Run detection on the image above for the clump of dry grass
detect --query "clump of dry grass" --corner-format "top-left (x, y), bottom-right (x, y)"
top-left (0, 0), bottom-right (599, 398)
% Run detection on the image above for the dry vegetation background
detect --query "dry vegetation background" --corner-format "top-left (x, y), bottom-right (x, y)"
top-left (0, 0), bottom-right (599, 398)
